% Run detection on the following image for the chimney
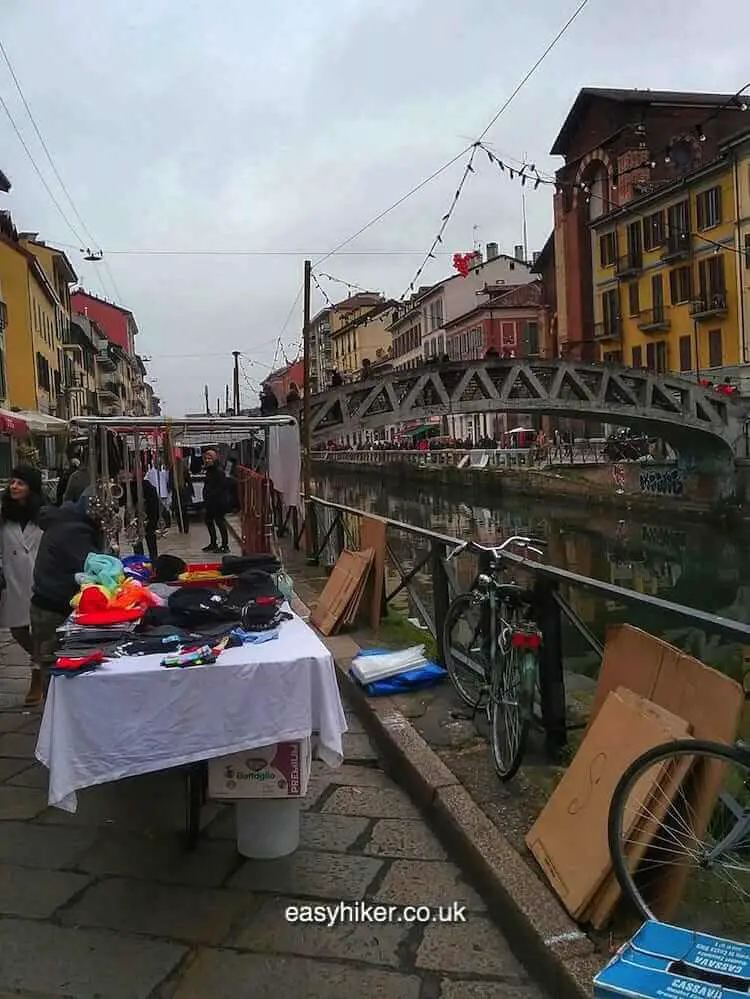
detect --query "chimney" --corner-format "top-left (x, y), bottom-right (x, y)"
top-left (486, 242), bottom-right (499, 260)
top-left (514, 245), bottom-right (524, 262)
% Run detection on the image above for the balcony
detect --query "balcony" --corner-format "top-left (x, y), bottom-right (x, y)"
top-left (98, 381), bottom-right (119, 400)
top-left (637, 307), bottom-right (671, 333)
top-left (689, 290), bottom-right (728, 320)
top-left (661, 231), bottom-right (691, 261)
top-left (615, 251), bottom-right (643, 278)
top-left (96, 350), bottom-right (116, 372)
top-left (594, 318), bottom-right (622, 341)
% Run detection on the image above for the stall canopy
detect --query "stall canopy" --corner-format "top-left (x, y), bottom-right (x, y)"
top-left (13, 411), bottom-right (69, 435)
top-left (0, 409), bottom-right (30, 437)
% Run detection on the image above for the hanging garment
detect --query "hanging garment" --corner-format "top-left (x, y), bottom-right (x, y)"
top-left (268, 425), bottom-right (301, 512)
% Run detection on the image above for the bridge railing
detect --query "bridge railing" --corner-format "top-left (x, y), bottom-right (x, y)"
top-left (279, 494), bottom-right (750, 760)
top-left (310, 442), bottom-right (611, 468)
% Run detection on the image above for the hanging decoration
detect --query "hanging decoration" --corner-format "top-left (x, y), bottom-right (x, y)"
top-left (452, 253), bottom-right (475, 278)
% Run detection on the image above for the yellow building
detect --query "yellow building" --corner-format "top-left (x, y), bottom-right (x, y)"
top-left (330, 292), bottom-right (396, 380)
top-left (590, 131), bottom-right (750, 380)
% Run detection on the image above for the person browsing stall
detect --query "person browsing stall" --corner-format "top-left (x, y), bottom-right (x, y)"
top-left (202, 449), bottom-right (230, 553)
top-left (30, 488), bottom-right (105, 697)
top-left (0, 466), bottom-right (46, 706)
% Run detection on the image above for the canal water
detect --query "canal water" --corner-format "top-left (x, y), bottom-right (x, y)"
top-left (313, 471), bottom-right (749, 686)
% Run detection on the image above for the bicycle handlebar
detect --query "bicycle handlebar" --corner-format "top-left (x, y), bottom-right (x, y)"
top-left (445, 535), bottom-right (547, 563)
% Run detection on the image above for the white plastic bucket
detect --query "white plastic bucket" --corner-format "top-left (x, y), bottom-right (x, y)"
top-left (235, 797), bottom-right (301, 859)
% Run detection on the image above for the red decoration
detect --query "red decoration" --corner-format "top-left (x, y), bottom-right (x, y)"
top-left (452, 253), bottom-right (474, 278)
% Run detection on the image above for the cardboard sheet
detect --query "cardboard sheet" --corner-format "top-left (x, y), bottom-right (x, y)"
top-left (359, 517), bottom-right (387, 630)
top-left (526, 687), bottom-right (689, 919)
top-left (311, 548), bottom-right (374, 636)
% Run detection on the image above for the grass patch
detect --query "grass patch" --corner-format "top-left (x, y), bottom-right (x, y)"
top-left (372, 610), bottom-right (438, 660)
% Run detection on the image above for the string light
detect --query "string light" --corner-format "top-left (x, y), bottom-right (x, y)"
top-left (399, 143), bottom-right (479, 302)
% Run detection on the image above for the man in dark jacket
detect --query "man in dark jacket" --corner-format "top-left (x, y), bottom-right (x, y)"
top-left (30, 489), bottom-right (104, 688)
top-left (202, 449), bottom-right (229, 553)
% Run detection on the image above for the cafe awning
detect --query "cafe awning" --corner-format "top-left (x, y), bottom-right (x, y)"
top-left (12, 411), bottom-right (69, 435)
top-left (0, 409), bottom-right (29, 437)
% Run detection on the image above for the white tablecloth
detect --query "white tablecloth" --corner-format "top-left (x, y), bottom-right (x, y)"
top-left (36, 612), bottom-right (347, 812)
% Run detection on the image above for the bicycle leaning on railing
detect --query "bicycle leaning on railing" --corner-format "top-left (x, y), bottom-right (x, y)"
top-left (442, 536), bottom-right (546, 781)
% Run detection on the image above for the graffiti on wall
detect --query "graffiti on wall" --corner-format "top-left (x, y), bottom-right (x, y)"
top-left (639, 466), bottom-right (684, 497)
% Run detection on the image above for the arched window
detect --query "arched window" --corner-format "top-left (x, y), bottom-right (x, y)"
top-left (587, 164), bottom-right (609, 221)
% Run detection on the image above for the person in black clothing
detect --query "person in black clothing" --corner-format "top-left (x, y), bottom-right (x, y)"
top-left (30, 488), bottom-right (104, 692)
top-left (118, 472), bottom-right (161, 563)
top-left (202, 449), bottom-right (229, 553)
top-left (259, 385), bottom-right (278, 415)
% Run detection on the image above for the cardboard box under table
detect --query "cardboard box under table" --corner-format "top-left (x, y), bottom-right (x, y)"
top-left (208, 739), bottom-right (313, 858)
top-left (35, 610), bottom-right (346, 846)
top-left (595, 921), bottom-right (750, 999)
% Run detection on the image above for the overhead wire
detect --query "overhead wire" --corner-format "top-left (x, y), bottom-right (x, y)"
top-left (0, 37), bottom-right (125, 304)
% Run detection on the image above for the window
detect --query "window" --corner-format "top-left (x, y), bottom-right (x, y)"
top-left (645, 340), bottom-right (668, 373)
top-left (603, 350), bottom-right (622, 364)
top-left (698, 254), bottom-right (726, 303)
top-left (599, 232), bottom-right (617, 267)
top-left (708, 328), bottom-right (723, 368)
top-left (35, 352), bottom-right (50, 392)
top-left (526, 321), bottom-right (539, 356)
top-left (679, 335), bottom-right (692, 372)
top-left (669, 266), bottom-right (691, 304)
top-left (602, 288), bottom-right (620, 334)
top-left (651, 273), bottom-right (665, 321)
top-left (643, 211), bottom-right (665, 251)
top-left (501, 322), bottom-right (516, 346)
top-left (627, 221), bottom-right (642, 263)
top-left (627, 283), bottom-right (640, 316)
top-left (667, 199), bottom-right (690, 236)
top-left (745, 234), bottom-right (750, 269)
top-left (632, 345), bottom-right (643, 368)
top-left (696, 186), bottom-right (722, 230)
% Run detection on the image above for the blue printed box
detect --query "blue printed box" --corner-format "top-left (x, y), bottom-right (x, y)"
top-left (594, 922), bottom-right (750, 999)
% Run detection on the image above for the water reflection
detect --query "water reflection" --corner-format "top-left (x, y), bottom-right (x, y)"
top-left (314, 474), bottom-right (748, 682)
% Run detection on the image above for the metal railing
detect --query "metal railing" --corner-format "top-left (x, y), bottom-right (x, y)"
top-left (637, 307), bottom-right (671, 332)
top-left (277, 494), bottom-right (750, 760)
top-left (311, 442), bottom-right (611, 468)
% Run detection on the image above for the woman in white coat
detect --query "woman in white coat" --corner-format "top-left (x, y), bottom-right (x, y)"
top-left (0, 466), bottom-right (45, 706)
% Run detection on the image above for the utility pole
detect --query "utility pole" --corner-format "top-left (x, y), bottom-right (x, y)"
top-left (204, 384), bottom-right (210, 415)
top-left (232, 350), bottom-right (241, 415)
top-left (225, 384), bottom-right (230, 414)
top-left (302, 259), bottom-right (315, 559)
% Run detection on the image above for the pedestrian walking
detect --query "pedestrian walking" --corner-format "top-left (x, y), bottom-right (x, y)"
top-left (0, 466), bottom-right (45, 706)
top-left (202, 449), bottom-right (229, 553)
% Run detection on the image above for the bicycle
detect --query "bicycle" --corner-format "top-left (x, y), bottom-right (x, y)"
top-left (442, 536), bottom-right (546, 781)
top-left (607, 735), bottom-right (750, 939)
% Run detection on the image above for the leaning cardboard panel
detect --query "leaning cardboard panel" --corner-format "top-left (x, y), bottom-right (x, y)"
top-left (359, 516), bottom-right (387, 630)
top-left (526, 687), bottom-right (689, 919)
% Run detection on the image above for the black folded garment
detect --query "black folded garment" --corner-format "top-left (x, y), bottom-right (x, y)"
top-left (227, 569), bottom-right (283, 606)
top-left (240, 602), bottom-right (291, 632)
top-left (167, 587), bottom-right (242, 624)
top-left (152, 554), bottom-right (188, 583)
top-left (221, 553), bottom-right (280, 577)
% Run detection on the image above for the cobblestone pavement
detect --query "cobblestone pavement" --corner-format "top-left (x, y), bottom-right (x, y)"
top-left (0, 528), bottom-right (547, 999)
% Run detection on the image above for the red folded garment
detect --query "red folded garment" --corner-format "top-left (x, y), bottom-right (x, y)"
top-left (74, 608), bottom-right (144, 626)
top-left (55, 652), bottom-right (106, 670)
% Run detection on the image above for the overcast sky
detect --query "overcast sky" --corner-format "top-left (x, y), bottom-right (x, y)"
top-left (1, 0), bottom-right (747, 414)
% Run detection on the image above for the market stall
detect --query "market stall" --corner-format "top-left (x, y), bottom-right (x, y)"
top-left (34, 415), bottom-right (342, 853)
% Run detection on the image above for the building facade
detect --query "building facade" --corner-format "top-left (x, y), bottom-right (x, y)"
top-left (309, 307), bottom-right (332, 393)
top-left (329, 293), bottom-right (393, 380)
top-left (71, 289), bottom-right (138, 355)
top-left (590, 125), bottom-right (750, 381)
top-left (390, 246), bottom-right (535, 371)
top-left (551, 88), bottom-right (749, 361)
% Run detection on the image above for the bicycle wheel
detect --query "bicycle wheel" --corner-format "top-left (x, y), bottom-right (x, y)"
top-left (442, 592), bottom-right (489, 708)
top-left (489, 633), bottom-right (538, 781)
top-left (608, 738), bottom-right (750, 940)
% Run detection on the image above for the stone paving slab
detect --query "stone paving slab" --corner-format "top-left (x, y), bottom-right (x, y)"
top-left (228, 849), bottom-right (385, 900)
top-left (171, 950), bottom-right (424, 999)
top-left (0, 918), bottom-right (187, 999)
top-left (0, 862), bottom-right (90, 918)
top-left (364, 818), bottom-right (447, 860)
